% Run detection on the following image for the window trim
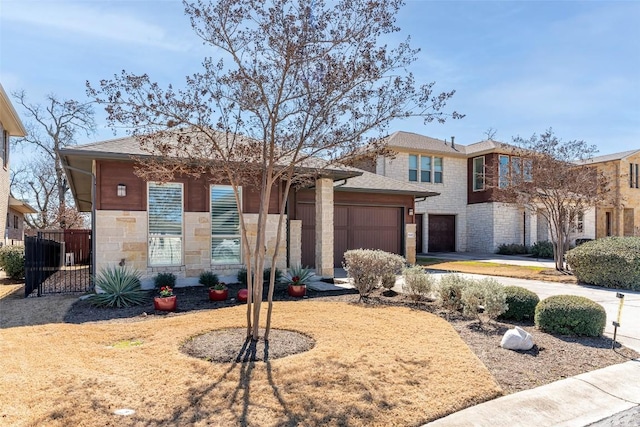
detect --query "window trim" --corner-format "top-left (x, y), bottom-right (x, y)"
top-left (210, 184), bottom-right (243, 265)
top-left (408, 154), bottom-right (418, 182)
top-left (147, 181), bottom-right (184, 267)
top-left (472, 156), bottom-right (485, 191)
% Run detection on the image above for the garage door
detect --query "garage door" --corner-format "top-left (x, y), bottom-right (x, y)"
top-left (299, 204), bottom-right (403, 267)
top-left (428, 215), bottom-right (456, 252)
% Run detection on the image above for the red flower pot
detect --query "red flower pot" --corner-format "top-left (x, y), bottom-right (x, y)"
top-left (288, 284), bottom-right (306, 297)
top-left (209, 288), bottom-right (229, 301)
top-left (154, 295), bottom-right (177, 312)
top-left (237, 288), bottom-right (248, 302)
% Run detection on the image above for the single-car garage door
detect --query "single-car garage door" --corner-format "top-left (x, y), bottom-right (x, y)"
top-left (299, 204), bottom-right (403, 267)
top-left (428, 214), bottom-right (456, 252)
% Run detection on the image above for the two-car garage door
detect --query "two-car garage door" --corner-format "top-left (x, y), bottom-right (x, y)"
top-left (299, 204), bottom-right (403, 267)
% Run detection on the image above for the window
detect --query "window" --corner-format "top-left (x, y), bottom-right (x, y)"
top-left (434, 157), bottom-right (443, 183)
top-left (13, 215), bottom-right (18, 229)
top-left (472, 156), bottom-right (485, 191)
top-left (420, 156), bottom-right (432, 183)
top-left (631, 164), bottom-right (639, 189)
top-left (211, 185), bottom-right (241, 264)
top-left (511, 157), bottom-right (522, 185)
top-left (523, 159), bottom-right (533, 182)
top-left (577, 211), bottom-right (584, 233)
top-left (0, 127), bottom-right (7, 169)
top-left (498, 155), bottom-right (510, 188)
top-left (148, 182), bottom-right (183, 266)
top-left (408, 155), bottom-right (418, 182)
top-left (408, 154), bottom-right (443, 183)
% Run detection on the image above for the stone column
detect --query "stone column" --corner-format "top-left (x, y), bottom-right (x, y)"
top-left (315, 178), bottom-right (334, 277)
top-left (405, 223), bottom-right (416, 265)
top-left (289, 220), bottom-right (302, 268)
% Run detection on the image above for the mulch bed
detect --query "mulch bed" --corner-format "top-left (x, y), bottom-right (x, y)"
top-left (63, 283), bottom-right (639, 395)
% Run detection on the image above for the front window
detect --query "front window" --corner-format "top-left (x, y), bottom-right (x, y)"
top-left (420, 156), bottom-right (432, 183)
top-left (211, 185), bottom-right (242, 264)
top-left (473, 157), bottom-right (485, 191)
top-left (433, 157), bottom-right (443, 183)
top-left (499, 155), bottom-right (510, 188)
top-left (408, 155), bottom-right (418, 182)
top-left (577, 211), bottom-right (584, 233)
top-left (511, 157), bottom-right (522, 185)
top-left (148, 182), bottom-right (183, 266)
top-left (523, 159), bottom-right (533, 182)
top-left (631, 164), bottom-right (639, 189)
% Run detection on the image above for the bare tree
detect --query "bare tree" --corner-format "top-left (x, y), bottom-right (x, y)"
top-left (88, 0), bottom-right (461, 340)
top-left (484, 127), bottom-right (497, 141)
top-left (12, 91), bottom-right (95, 229)
top-left (11, 156), bottom-right (88, 230)
top-left (495, 129), bottom-right (610, 271)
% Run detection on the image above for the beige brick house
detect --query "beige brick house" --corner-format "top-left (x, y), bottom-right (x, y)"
top-left (0, 84), bottom-right (27, 245)
top-left (59, 136), bottom-right (435, 287)
top-left (582, 150), bottom-right (640, 238)
top-left (359, 131), bottom-right (597, 253)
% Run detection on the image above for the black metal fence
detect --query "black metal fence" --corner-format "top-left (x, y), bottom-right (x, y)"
top-left (24, 230), bottom-right (92, 297)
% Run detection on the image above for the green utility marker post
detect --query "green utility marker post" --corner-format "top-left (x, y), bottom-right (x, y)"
top-left (612, 292), bottom-right (625, 349)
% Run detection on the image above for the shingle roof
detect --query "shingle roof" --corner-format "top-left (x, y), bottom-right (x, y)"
top-left (579, 149), bottom-right (640, 165)
top-left (385, 131), bottom-right (466, 156)
top-left (336, 170), bottom-right (438, 197)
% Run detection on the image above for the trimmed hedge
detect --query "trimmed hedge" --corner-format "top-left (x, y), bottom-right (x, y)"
top-left (534, 295), bottom-right (606, 337)
top-left (499, 286), bottom-right (540, 321)
top-left (566, 237), bottom-right (640, 290)
top-left (530, 240), bottom-right (554, 259)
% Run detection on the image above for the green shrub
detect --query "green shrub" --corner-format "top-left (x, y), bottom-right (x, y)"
top-left (381, 273), bottom-right (397, 290)
top-left (90, 266), bottom-right (148, 308)
top-left (154, 272), bottom-right (176, 288)
top-left (402, 266), bottom-right (434, 300)
top-left (566, 237), bottom-right (640, 290)
top-left (496, 243), bottom-right (528, 255)
top-left (460, 278), bottom-right (507, 322)
top-left (531, 240), bottom-right (554, 259)
top-left (282, 265), bottom-right (314, 285)
top-left (343, 249), bottom-right (406, 298)
top-left (199, 271), bottom-right (219, 287)
top-left (237, 267), bottom-right (283, 286)
top-left (500, 286), bottom-right (540, 321)
top-left (437, 274), bottom-right (474, 312)
top-left (0, 246), bottom-right (25, 279)
top-left (535, 295), bottom-right (606, 337)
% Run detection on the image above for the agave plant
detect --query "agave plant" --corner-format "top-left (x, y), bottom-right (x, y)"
top-left (89, 266), bottom-right (148, 308)
top-left (282, 265), bottom-right (315, 286)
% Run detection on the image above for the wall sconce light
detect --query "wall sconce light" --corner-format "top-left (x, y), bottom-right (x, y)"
top-left (408, 208), bottom-right (414, 216)
top-left (117, 183), bottom-right (127, 197)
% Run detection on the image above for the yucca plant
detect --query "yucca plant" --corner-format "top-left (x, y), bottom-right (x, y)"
top-left (282, 265), bottom-right (315, 286)
top-left (89, 266), bottom-right (149, 308)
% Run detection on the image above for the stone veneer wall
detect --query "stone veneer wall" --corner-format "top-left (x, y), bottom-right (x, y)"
top-left (405, 223), bottom-right (416, 264)
top-left (466, 203), bottom-right (494, 253)
top-left (315, 178), bottom-right (334, 277)
top-left (95, 210), bottom-right (286, 288)
top-left (289, 220), bottom-right (302, 268)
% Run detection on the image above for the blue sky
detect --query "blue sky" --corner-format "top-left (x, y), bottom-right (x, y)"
top-left (1, 0), bottom-right (638, 160)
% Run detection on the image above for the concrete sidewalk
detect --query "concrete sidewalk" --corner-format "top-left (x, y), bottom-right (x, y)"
top-left (423, 360), bottom-right (640, 427)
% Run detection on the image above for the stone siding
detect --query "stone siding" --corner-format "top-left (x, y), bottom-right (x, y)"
top-left (289, 220), bottom-right (302, 267)
top-left (405, 223), bottom-right (416, 264)
top-left (315, 178), bottom-right (334, 277)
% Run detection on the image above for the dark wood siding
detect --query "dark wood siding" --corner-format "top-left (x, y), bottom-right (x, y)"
top-left (295, 189), bottom-right (413, 267)
top-left (468, 153), bottom-right (498, 204)
top-left (428, 215), bottom-right (456, 252)
top-left (96, 160), bottom-right (282, 213)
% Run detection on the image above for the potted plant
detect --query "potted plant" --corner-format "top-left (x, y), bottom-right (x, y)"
top-left (154, 285), bottom-right (177, 311)
top-left (199, 271), bottom-right (228, 301)
top-left (209, 282), bottom-right (228, 301)
top-left (283, 265), bottom-right (314, 297)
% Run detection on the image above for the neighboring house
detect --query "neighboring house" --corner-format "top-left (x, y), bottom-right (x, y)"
top-left (0, 84), bottom-right (27, 246)
top-left (360, 131), bottom-right (596, 253)
top-left (59, 136), bottom-right (436, 286)
top-left (5, 196), bottom-right (37, 245)
top-left (581, 149), bottom-right (640, 238)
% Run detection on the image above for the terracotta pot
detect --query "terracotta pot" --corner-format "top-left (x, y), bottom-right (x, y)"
top-left (288, 284), bottom-right (306, 297)
top-left (209, 288), bottom-right (229, 301)
top-left (154, 295), bottom-right (177, 312)
top-left (237, 288), bottom-right (248, 302)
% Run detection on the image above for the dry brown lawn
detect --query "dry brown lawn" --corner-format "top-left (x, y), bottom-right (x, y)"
top-left (0, 301), bottom-right (501, 427)
top-left (422, 260), bottom-right (577, 284)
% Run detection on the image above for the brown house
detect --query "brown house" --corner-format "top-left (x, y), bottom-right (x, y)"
top-left (581, 149), bottom-right (640, 238)
top-left (59, 136), bottom-right (436, 287)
